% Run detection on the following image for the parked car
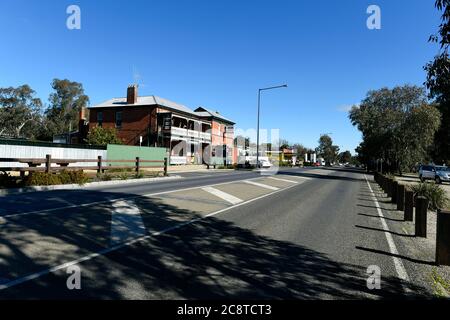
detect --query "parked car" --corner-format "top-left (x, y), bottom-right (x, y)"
top-left (435, 166), bottom-right (450, 184)
top-left (257, 159), bottom-right (273, 168)
top-left (419, 164), bottom-right (436, 182)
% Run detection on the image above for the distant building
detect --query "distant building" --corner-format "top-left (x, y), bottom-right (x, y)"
top-left (88, 85), bottom-right (236, 165)
top-left (53, 107), bottom-right (89, 145)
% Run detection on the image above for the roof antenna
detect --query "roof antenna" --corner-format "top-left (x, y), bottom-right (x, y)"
top-left (132, 65), bottom-right (145, 88)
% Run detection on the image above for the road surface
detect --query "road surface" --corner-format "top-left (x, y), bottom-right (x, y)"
top-left (0, 167), bottom-right (432, 299)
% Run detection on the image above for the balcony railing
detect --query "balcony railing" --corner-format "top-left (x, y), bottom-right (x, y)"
top-left (171, 127), bottom-right (211, 142)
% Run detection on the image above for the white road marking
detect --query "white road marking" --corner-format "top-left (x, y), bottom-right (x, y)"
top-left (201, 186), bottom-right (243, 205)
top-left (110, 200), bottom-right (146, 246)
top-left (243, 180), bottom-right (279, 191)
top-left (364, 175), bottom-right (410, 286)
top-left (0, 181), bottom-right (300, 290)
top-left (268, 177), bottom-right (299, 184)
top-left (1, 176), bottom-right (272, 219)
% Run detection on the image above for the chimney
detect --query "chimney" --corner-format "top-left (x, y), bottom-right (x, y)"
top-left (127, 84), bottom-right (138, 104)
top-left (79, 106), bottom-right (86, 121)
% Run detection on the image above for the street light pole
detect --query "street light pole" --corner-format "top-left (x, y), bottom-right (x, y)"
top-left (256, 84), bottom-right (287, 167)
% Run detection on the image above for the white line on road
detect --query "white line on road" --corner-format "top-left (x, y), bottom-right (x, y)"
top-left (364, 175), bottom-right (410, 287)
top-left (0, 181), bottom-right (300, 291)
top-left (268, 177), bottom-right (299, 184)
top-left (243, 180), bottom-right (279, 191)
top-left (110, 199), bottom-right (146, 246)
top-left (201, 186), bottom-right (243, 205)
top-left (1, 176), bottom-right (269, 219)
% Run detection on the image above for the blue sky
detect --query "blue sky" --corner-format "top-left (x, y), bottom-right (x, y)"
top-left (0, 0), bottom-right (442, 153)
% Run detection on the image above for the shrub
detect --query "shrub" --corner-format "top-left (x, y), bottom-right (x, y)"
top-left (134, 172), bottom-right (144, 179)
top-left (411, 182), bottom-right (449, 211)
top-left (24, 170), bottom-right (88, 186)
top-left (0, 172), bottom-right (18, 188)
top-left (118, 172), bottom-right (129, 180)
top-left (96, 172), bottom-right (112, 181)
top-left (24, 172), bottom-right (60, 186)
top-left (65, 170), bottom-right (89, 185)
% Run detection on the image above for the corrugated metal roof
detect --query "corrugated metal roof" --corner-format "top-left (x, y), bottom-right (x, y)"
top-left (194, 106), bottom-right (234, 124)
top-left (90, 95), bottom-right (235, 124)
top-left (89, 95), bottom-right (194, 114)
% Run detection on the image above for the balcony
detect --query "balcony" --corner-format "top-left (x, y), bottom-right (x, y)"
top-left (171, 127), bottom-right (211, 142)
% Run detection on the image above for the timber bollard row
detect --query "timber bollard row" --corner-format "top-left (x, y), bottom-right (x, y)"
top-left (372, 172), bottom-right (450, 266)
top-left (436, 210), bottom-right (450, 266)
top-left (404, 190), bottom-right (414, 222)
top-left (415, 196), bottom-right (428, 238)
top-left (397, 184), bottom-right (405, 211)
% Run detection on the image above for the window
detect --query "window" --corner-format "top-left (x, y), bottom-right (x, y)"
top-left (97, 112), bottom-right (103, 127)
top-left (115, 111), bottom-right (122, 128)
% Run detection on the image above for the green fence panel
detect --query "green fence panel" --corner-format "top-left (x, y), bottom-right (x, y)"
top-left (106, 144), bottom-right (167, 167)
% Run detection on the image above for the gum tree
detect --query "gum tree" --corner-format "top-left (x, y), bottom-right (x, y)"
top-left (349, 85), bottom-right (441, 174)
top-left (425, 0), bottom-right (450, 165)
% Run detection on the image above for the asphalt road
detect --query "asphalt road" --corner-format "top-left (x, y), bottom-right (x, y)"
top-left (0, 167), bottom-right (430, 299)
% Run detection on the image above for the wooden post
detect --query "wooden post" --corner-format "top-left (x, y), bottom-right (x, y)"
top-left (391, 180), bottom-right (398, 204)
top-left (415, 196), bottom-right (428, 238)
top-left (436, 210), bottom-right (450, 265)
top-left (164, 157), bottom-right (168, 176)
top-left (97, 156), bottom-right (102, 174)
top-left (136, 157), bottom-right (140, 173)
top-left (387, 178), bottom-right (393, 197)
top-left (45, 154), bottom-right (51, 173)
top-left (397, 184), bottom-right (405, 211)
top-left (404, 190), bottom-right (414, 222)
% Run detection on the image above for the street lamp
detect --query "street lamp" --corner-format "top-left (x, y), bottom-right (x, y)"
top-left (256, 84), bottom-right (288, 167)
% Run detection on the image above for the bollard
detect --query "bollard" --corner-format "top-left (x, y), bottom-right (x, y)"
top-left (436, 210), bottom-right (450, 265)
top-left (404, 190), bottom-right (414, 221)
top-left (397, 184), bottom-right (405, 211)
top-left (387, 178), bottom-right (393, 198)
top-left (391, 181), bottom-right (398, 204)
top-left (415, 196), bottom-right (428, 237)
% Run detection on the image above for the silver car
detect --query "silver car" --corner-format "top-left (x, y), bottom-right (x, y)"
top-left (435, 166), bottom-right (450, 184)
top-left (419, 165), bottom-right (436, 182)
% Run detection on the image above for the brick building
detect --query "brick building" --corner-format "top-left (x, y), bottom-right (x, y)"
top-left (88, 85), bottom-right (236, 165)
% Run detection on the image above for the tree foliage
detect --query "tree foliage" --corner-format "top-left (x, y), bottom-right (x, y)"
top-left (339, 150), bottom-right (352, 164)
top-left (42, 79), bottom-right (89, 140)
top-left (85, 126), bottom-right (122, 146)
top-left (349, 85), bottom-right (441, 173)
top-left (424, 0), bottom-right (450, 164)
top-left (0, 85), bottom-right (43, 139)
top-left (316, 134), bottom-right (339, 164)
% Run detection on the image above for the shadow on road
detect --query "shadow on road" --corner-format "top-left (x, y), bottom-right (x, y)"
top-left (278, 169), bottom-right (365, 183)
top-left (0, 187), bottom-right (425, 300)
top-left (355, 225), bottom-right (415, 238)
top-left (355, 246), bottom-right (437, 267)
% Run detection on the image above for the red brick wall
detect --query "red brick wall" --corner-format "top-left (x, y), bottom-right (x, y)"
top-left (88, 106), bottom-right (154, 145)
